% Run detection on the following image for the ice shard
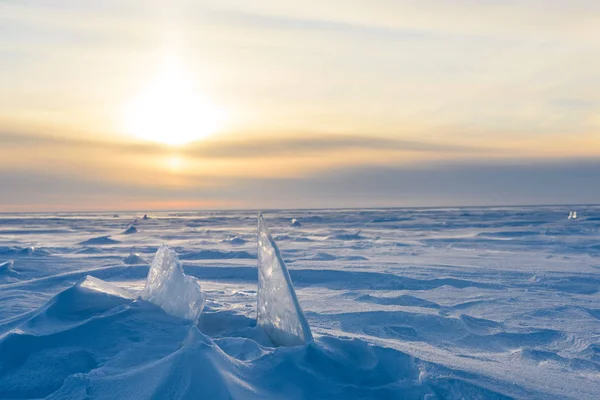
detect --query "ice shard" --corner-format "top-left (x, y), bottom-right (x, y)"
top-left (257, 213), bottom-right (313, 346)
top-left (141, 244), bottom-right (205, 322)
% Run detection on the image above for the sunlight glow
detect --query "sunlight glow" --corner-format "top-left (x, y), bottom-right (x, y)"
top-left (166, 156), bottom-right (183, 172)
top-left (123, 59), bottom-right (225, 145)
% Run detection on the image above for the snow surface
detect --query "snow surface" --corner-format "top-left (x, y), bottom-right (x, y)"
top-left (140, 244), bottom-right (205, 322)
top-left (257, 213), bottom-right (312, 346)
top-left (123, 224), bottom-right (138, 234)
top-left (0, 206), bottom-right (600, 399)
top-left (0, 260), bottom-right (13, 271)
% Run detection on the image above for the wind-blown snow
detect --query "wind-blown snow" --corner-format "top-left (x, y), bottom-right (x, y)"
top-left (257, 214), bottom-right (312, 346)
top-left (1, 206), bottom-right (599, 399)
top-left (140, 244), bottom-right (205, 322)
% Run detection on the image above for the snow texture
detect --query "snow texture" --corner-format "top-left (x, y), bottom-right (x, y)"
top-left (123, 224), bottom-right (138, 234)
top-left (78, 275), bottom-right (135, 300)
top-left (140, 244), bottom-right (205, 322)
top-left (257, 213), bottom-right (312, 346)
top-left (2, 207), bottom-right (600, 399)
top-left (0, 260), bottom-right (13, 272)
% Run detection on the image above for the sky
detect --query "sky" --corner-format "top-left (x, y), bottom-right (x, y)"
top-left (1, 0), bottom-right (599, 211)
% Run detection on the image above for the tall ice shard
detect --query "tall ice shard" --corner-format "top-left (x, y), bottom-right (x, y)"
top-left (141, 244), bottom-right (205, 322)
top-left (257, 213), bottom-right (313, 346)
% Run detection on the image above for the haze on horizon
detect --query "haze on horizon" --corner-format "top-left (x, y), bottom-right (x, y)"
top-left (1, 0), bottom-right (599, 212)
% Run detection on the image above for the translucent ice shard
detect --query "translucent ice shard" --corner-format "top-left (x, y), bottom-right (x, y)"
top-left (257, 214), bottom-right (312, 346)
top-left (141, 244), bottom-right (205, 322)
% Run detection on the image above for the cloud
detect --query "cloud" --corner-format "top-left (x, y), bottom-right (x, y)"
top-left (2, 1), bottom-right (599, 211)
top-left (224, 159), bottom-right (600, 208)
top-left (2, 158), bottom-right (598, 211)
top-left (0, 169), bottom-right (232, 212)
top-left (205, 0), bottom-right (600, 43)
top-left (0, 130), bottom-right (488, 160)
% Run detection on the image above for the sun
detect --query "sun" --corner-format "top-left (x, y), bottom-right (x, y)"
top-left (123, 60), bottom-right (225, 146)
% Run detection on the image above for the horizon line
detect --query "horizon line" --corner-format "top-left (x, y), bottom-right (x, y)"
top-left (1, 202), bottom-right (597, 215)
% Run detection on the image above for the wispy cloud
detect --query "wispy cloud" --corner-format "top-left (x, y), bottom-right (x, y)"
top-left (3, 158), bottom-right (599, 211)
top-left (1, 1), bottom-right (599, 210)
top-left (0, 130), bottom-right (489, 160)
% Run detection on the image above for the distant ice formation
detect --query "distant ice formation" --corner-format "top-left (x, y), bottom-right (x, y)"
top-left (220, 236), bottom-right (247, 246)
top-left (0, 246), bottom-right (46, 257)
top-left (123, 252), bottom-right (147, 265)
top-left (123, 224), bottom-right (138, 235)
top-left (79, 236), bottom-right (120, 246)
top-left (257, 213), bottom-right (312, 346)
top-left (140, 245), bottom-right (205, 322)
top-left (568, 211), bottom-right (578, 219)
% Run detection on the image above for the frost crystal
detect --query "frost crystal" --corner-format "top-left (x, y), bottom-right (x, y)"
top-left (257, 214), bottom-right (312, 346)
top-left (141, 244), bottom-right (205, 322)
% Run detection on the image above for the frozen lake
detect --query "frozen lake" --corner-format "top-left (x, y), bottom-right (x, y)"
top-left (1, 206), bottom-right (599, 399)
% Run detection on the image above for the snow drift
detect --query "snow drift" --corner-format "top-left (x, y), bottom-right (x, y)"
top-left (123, 224), bottom-right (138, 234)
top-left (1, 207), bottom-right (599, 398)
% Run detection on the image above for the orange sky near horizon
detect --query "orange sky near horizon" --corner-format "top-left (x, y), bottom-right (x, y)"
top-left (1, 0), bottom-right (599, 211)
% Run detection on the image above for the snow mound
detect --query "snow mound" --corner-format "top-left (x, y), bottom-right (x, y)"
top-left (122, 224), bottom-right (138, 235)
top-left (179, 249), bottom-right (255, 260)
top-left (290, 218), bottom-right (301, 227)
top-left (0, 260), bottom-right (14, 273)
top-left (23, 276), bottom-right (135, 328)
top-left (77, 275), bottom-right (135, 300)
top-left (0, 260), bottom-right (19, 283)
top-left (220, 236), bottom-right (247, 246)
top-left (0, 246), bottom-right (46, 257)
top-left (79, 236), bottom-right (120, 246)
top-left (326, 230), bottom-right (363, 240)
top-left (23, 246), bottom-right (36, 256)
top-left (257, 213), bottom-right (312, 346)
top-left (141, 245), bottom-right (205, 322)
top-left (123, 252), bottom-right (147, 265)
top-left (300, 252), bottom-right (369, 262)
